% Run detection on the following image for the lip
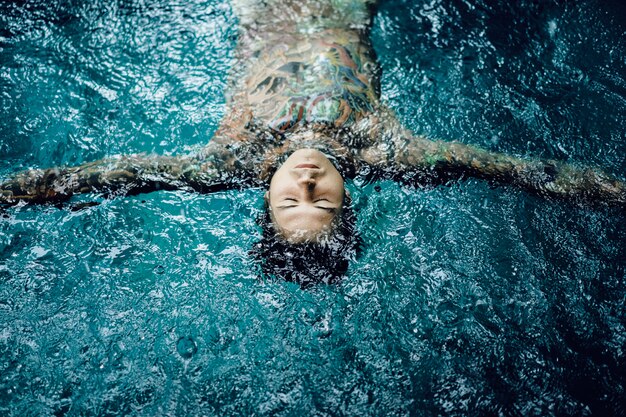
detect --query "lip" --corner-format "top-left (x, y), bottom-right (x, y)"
top-left (294, 164), bottom-right (320, 169)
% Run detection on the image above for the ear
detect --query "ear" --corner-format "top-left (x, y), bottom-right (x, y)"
top-left (264, 191), bottom-right (270, 206)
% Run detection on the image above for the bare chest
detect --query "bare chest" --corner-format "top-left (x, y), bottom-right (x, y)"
top-left (230, 31), bottom-right (380, 133)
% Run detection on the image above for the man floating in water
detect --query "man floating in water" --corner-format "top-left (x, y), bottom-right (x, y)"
top-left (1, 0), bottom-right (624, 283)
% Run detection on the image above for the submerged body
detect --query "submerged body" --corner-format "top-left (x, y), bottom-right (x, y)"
top-left (1, 0), bottom-right (625, 239)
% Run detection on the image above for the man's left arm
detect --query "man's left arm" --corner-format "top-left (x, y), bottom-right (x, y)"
top-left (356, 108), bottom-right (626, 206)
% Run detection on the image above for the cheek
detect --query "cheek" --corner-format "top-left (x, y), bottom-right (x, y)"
top-left (328, 175), bottom-right (345, 198)
top-left (330, 186), bottom-right (344, 201)
top-left (269, 171), bottom-right (289, 194)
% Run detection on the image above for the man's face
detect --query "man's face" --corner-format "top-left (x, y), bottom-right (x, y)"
top-left (267, 149), bottom-right (345, 243)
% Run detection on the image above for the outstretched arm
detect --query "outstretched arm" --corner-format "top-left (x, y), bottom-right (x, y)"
top-left (358, 110), bottom-right (626, 206)
top-left (0, 140), bottom-right (253, 207)
top-left (393, 136), bottom-right (625, 205)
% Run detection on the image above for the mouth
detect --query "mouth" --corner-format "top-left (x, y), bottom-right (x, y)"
top-left (294, 163), bottom-right (320, 169)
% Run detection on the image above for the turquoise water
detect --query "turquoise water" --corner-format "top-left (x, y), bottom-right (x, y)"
top-left (1, 0), bottom-right (625, 416)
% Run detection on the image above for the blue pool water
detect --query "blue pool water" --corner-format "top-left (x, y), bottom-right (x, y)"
top-left (1, 0), bottom-right (625, 415)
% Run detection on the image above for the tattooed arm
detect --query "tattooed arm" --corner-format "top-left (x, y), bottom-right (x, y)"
top-left (0, 140), bottom-right (254, 207)
top-left (357, 110), bottom-right (626, 206)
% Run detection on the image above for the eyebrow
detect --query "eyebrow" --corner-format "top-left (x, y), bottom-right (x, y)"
top-left (275, 205), bottom-right (338, 212)
top-left (279, 197), bottom-right (336, 204)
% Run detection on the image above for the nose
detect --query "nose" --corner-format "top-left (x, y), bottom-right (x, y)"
top-left (295, 170), bottom-right (317, 190)
top-left (297, 175), bottom-right (316, 189)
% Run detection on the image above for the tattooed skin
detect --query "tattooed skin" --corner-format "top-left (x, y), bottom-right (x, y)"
top-left (244, 36), bottom-right (378, 132)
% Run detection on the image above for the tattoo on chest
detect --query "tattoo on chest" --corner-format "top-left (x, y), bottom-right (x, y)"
top-left (245, 40), bottom-right (378, 132)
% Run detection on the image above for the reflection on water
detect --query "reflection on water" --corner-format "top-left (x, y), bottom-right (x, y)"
top-left (1, 0), bottom-right (625, 415)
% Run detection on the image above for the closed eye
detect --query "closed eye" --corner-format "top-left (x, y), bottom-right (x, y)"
top-left (313, 198), bottom-right (338, 211)
top-left (277, 198), bottom-right (298, 207)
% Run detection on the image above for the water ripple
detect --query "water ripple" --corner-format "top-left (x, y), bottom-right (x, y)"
top-left (1, 0), bottom-right (626, 416)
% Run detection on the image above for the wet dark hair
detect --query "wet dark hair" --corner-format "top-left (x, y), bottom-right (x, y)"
top-left (249, 128), bottom-right (362, 287)
top-left (250, 193), bottom-right (360, 288)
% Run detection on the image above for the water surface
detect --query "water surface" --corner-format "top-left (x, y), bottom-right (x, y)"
top-left (1, 0), bottom-right (625, 415)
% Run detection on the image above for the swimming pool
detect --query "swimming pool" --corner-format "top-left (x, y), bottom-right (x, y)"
top-left (1, 0), bottom-right (625, 415)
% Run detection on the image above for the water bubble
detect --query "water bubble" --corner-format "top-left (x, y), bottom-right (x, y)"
top-left (153, 265), bottom-right (165, 274)
top-left (176, 336), bottom-right (197, 359)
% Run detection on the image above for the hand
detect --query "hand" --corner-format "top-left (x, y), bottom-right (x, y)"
top-left (0, 168), bottom-right (73, 206)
